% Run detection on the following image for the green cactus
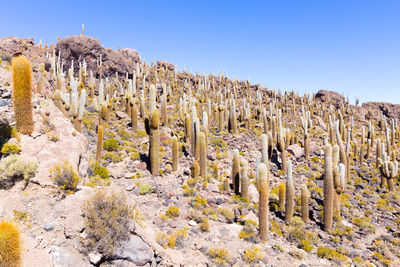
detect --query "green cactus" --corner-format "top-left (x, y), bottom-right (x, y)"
top-left (96, 125), bottom-right (104, 163)
top-left (12, 55), bottom-right (34, 135)
top-left (257, 162), bottom-right (269, 242)
top-left (278, 183), bottom-right (285, 213)
top-left (240, 159), bottom-right (249, 199)
top-left (284, 160), bottom-right (294, 224)
top-left (323, 143), bottom-right (334, 232)
top-left (232, 149), bottom-right (240, 195)
top-left (301, 184), bottom-right (309, 223)
top-left (172, 136), bottom-right (178, 171)
top-left (199, 131), bottom-right (207, 177)
top-left (149, 109), bottom-right (160, 176)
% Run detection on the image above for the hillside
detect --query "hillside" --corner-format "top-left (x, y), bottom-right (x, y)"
top-left (1, 35), bottom-right (400, 267)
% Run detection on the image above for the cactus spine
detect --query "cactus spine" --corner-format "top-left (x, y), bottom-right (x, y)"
top-left (301, 184), bottom-right (309, 223)
top-left (0, 220), bottom-right (21, 267)
top-left (149, 109), bottom-right (160, 176)
top-left (199, 132), bottom-right (207, 177)
top-left (172, 136), bottom-right (178, 171)
top-left (232, 149), bottom-right (240, 195)
top-left (96, 125), bottom-right (104, 162)
top-left (323, 143), bottom-right (334, 232)
top-left (12, 55), bottom-right (33, 134)
top-left (257, 162), bottom-right (269, 242)
top-left (284, 160), bottom-right (294, 224)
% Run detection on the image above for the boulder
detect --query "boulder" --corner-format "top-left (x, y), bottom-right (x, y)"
top-left (315, 90), bottom-right (345, 107)
top-left (19, 99), bottom-right (89, 186)
top-left (362, 102), bottom-right (400, 120)
top-left (157, 60), bottom-right (175, 71)
top-left (112, 235), bottom-right (153, 266)
top-left (56, 36), bottom-right (140, 79)
top-left (287, 144), bottom-right (304, 159)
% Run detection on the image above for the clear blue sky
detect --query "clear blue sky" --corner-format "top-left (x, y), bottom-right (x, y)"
top-left (1, 1), bottom-right (399, 104)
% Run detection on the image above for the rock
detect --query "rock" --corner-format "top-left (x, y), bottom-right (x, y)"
top-left (49, 245), bottom-right (91, 267)
top-left (56, 36), bottom-right (140, 80)
top-left (43, 223), bottom-right (56, 231)
top-left (315, 116), bottom-right (327, 131)
top-left (287, 144), bottom-right (304, 159)
top-left (157, 60), bottom-right (175, 71)
top-left (89, 252), bottom-right (103, 265)
top-left (64, 211), bottom-right (85, 238)
top-left (20, 99), bottom-right (89, 186)
top-left (189, 220), bottom-right (197, 226)
top-left (100, 259), bottom-right (137, 267)
top-left (315, 90), bottom-right (345, 107)
top-left (362, 101), bottom-right (400, 120)
top-left (165, 164), bottom-right (172, 174)
top-left (115, 111), bottom-right (127, 120)
top-left (112, 235), bottom-right (153, 266)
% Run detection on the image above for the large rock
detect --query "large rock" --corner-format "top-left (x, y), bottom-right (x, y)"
top-left (56, 36), bottom-right (140, 79)
top-left (362, 102), bottom-right (400, 120)
top-left (315, 90), bottom-right (345, 107)
top-left (19, 98), bottom-right (89, 186)
top-left (287, 144), bottom-right (304, 159)
top-left (157, 60), bottom-right (175, 71)
top-left (112, 235), bottom-right (153, 266)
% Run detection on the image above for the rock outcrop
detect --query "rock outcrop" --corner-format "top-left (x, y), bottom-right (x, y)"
top-left (56, 36), bottom-right (141, 78)
top-left (315, 89), bottom-right (345, 107)
top-left (362, 101), bottom-right (400, 120)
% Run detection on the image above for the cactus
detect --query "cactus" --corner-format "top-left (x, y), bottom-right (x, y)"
top-left (53, 89), bottom-right (63, 111)
top-left (199, 132), bottom-right (207, 177)
top-left (131, 98), bottom-right (138, 131)
top-left (366, 138), bottom-right (371, 160)
top-left (284, 160), bottom-right (294, 224)
top-left (184, 114), bottom-right (191, 143)
top-left (96, 125), bottom-right (104, 162)
top-left (213, 162), bottom-right (219, 180)
top-left (172, 136), bottom-right (178, 171)
top-left (223, 178), bottom-right (230, 192)
top-left (323, 143), bottom-right (334, 232)
top-left (277, 183), bottom-right (285, 214)
top-left (218, 105), bottom-right (225, 132)
top-left (232, 149), bottom-right (240, 195)
top-left (240, 160), bottom-right (249, 199)
top-left (333, 163), bottom-right (346, 219)
top-left (149, 109), bottom-right (160, 176)
top-left (192, 160), bottom-right (200, 178)
top-left (12, 55), bottom-right (34, 134)
top-left (0, 220), bottom-right (21, 267)
top-left (149, 84), bottom-right (156, 116)
top-left (379, 157), bottom-right (398, 192)
top-left (260, 134), bottom-right (268, 165)
top-left (99, 102), bottom-right (108, 126)
top-left (301, 184), bottom-right (309, 223)
top-left (257, 162), bottom-right (269, 242)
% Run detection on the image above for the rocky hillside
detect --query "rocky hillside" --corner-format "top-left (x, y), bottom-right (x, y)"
top-left (1, 35), bottom-right (400, 267)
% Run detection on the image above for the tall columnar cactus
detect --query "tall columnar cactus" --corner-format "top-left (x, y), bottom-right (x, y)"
top-left (379, 157), bottom-right (398, 192)
top-left (240, 159), bottom-right (249, 199)
top-left (335, 120), bottom-right (348, 179)
top-left (212, 162), bottom-right (219, 181)
top-left (149, 84), bottom-right (156, 116)
top-left (278, 183), bottom-right (285, 213)
top-left (199, 132), bottom-right (207, 177)
top-left (323, 143), bottom-right (334, 232)
top-left (96, 125), bottom-right (104, 162)
top-left (184, 114), bottom-right (191, 143)
top-left (0, 220), bottom-right (21, 267)
top-left (131, 98), bottom-right (138, 131)
top-left (99, 102), bottom-right (108, 126)
top-left (261, 134), bottom-right (268, 165)
top-left (284, 160), bottom-right (294, 224)
top-left (172, 136), bottom-right (179, 171)
top-left (333, 163), bottom-right (346, 219)
top-left (278, 128), bottom-right (287, 173)
top-left (366, 139), bottom-right (371, 160)
top-left (301, 184), bottom-right (309, 223)
top-left (301, 116), bottom-right (310, 160)
top-left (74, 89), bottom-right (86, 133)
top-left (218, 105), bottom-right (225, 132)
top-left (232, 149), bottom-right (240, 195)
top-left (257, 162), bottom-right (269, 242)
top-left (192, 160), bottom-right (200, 178)
top-left (149, 109), bottom-right (160, 176)
top-left (12, 55), bottom-right (33, 134)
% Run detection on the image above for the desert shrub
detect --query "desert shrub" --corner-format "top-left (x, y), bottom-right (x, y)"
top-left (82, 190), bottom-right (133, 257)
top-left (166, 206), bottom-right (180, 218)
top-left (242, 246), bottom-right (263, 264)
top-left (50, 161), bottom-right (80, 193)
top-left (0, 143), bottom-right (21, 155)
top-left (0, 155), bottom-right (37, 187)
top-left (103, 139), bottom-right (119, 151)
top-left (0, 220), bottom-right (21, 267)
top-left (138, 183), bottom-right (153, 195)
top-left (207, 247), bottom-right (232, 266)
top-left (93, 163), bottom-right (109, 179)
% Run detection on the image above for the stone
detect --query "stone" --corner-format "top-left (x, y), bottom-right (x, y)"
top-left (20, 99), bottom-right (89, 186)
top-left (189, 220), bottom-right (197, 226)
top-left (43, 223), bottom-right (56, 231)
top-left (287, 144), bottom-right (304, 159)
top-left (112, 235), bottom-right (153, 266)
top-left (89, 252), bottom-right (103, 265)
top-left (115, 111), bottom-right (127, 120)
